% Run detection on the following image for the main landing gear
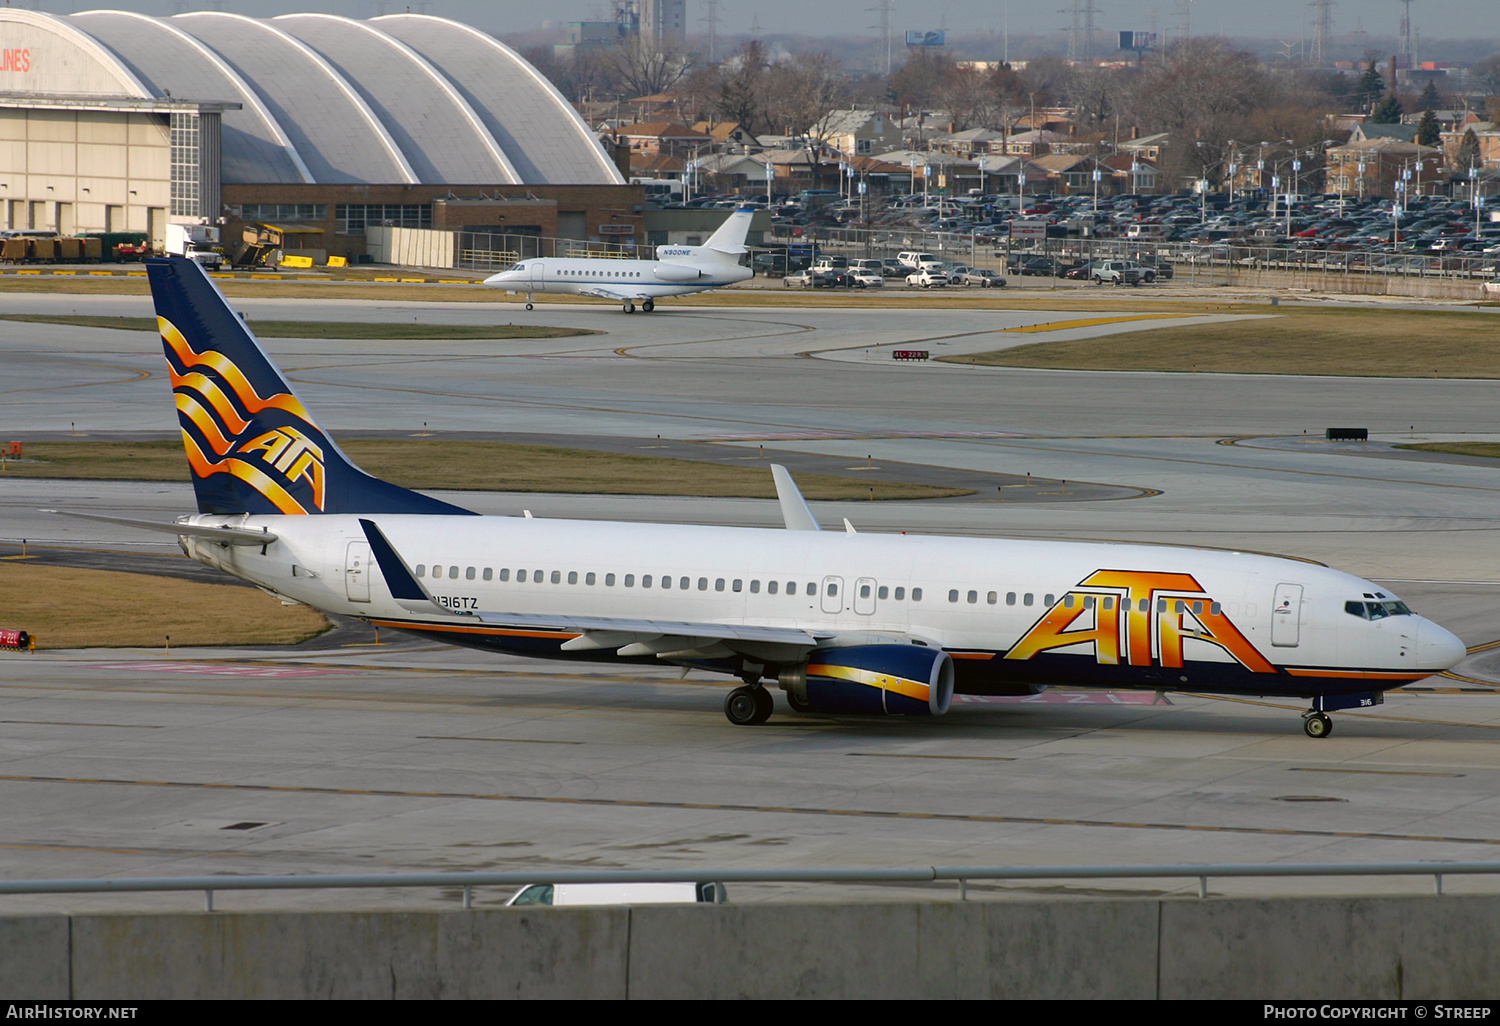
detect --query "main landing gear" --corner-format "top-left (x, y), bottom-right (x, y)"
top-left (622, 300), bottom-right (655, 314)
top-left (724, 685), bottom-right (774, 725)
top-left (1302, 710), bottom-right (1333, 738)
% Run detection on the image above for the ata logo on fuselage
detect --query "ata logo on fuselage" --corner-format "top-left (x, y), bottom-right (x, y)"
top-left (1006, 569), bottom-right (1275, 673)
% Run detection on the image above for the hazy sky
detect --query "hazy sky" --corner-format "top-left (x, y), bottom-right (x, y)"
top-left (11, 1), bottom-right (1494, 44)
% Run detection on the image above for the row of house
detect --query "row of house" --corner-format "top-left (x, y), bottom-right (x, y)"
top-left (596, 96), bottom-right (1500, 202)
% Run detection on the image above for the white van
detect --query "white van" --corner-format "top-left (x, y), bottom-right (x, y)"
top-left (896, 251), bottom-right (944, 270)
top-left (506, 881), bottom-right (727, 906)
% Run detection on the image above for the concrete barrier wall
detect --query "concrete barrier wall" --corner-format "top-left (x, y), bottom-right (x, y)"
top-left (4, 895), bottom-right (1499, 999)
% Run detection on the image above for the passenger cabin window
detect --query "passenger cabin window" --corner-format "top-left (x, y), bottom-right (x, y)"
top-left (416, 564), bottom-right (426, 577)
top-left (912, 588), bottom-right (923, 601)
top-left (483, 568), bottom-right (493, 581)
top-left (500, 569), bottom-right (511, 582)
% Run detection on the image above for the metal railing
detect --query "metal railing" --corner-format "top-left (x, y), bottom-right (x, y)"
top-left (769, 222), bottom-right (1500, 289)
top-left (455, 230), bottom-right (656, 271)
top-left (4, 861), bottom-right (1498, 911)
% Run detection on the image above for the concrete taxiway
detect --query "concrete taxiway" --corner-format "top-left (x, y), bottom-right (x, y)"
top-left (2, 292), bottom-right (1500, 909)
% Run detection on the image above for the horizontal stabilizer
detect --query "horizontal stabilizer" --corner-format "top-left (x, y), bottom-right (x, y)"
top-left (43, 509), bottom-right (277, 546)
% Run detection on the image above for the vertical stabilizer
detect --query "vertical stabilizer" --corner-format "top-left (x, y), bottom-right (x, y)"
top-left (701, 207), bottom-right (754, 257)
top-left (146, 256), bottom-right (475, 517)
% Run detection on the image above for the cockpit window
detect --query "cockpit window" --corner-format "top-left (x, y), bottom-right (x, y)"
top-left (1345, 600), bottom-right (1412, 620)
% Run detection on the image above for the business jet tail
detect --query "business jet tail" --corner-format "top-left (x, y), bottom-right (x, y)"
top-left (701, 207), bottom-right (754, 257)
top-left (145, 256), bottom-right (476, 518)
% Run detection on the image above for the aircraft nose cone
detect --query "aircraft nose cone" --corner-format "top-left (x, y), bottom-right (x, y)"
top-left (1416, 620), bottom-right (1466, 671)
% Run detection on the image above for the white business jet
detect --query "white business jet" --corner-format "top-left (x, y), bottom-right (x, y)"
top-left (482, 207), bottom-right (755, 313)
top-left (52, 257), bottom-right (1468, 737)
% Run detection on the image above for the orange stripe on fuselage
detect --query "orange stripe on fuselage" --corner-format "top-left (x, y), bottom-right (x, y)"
top-left (1284, 668), bottom-right (1430, 682)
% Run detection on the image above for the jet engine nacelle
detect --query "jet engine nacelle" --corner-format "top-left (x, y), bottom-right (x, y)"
top-left (653, 262), bottom-right (703, 282)
top-left (779, 644), bottom-right (954, 716)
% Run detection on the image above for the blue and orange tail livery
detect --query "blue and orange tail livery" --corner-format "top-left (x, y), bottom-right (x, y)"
top-left (146, 257), bottom-right (474, 517)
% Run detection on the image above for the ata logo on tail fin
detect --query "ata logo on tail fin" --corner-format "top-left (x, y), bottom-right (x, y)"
top-left (146, 255), bottom-right (476, 517)
top-left (162, 314), bottom-right (329, 514)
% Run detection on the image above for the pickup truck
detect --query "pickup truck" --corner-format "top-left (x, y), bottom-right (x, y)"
top-left (1090, 260), bottom-right (1152, 286)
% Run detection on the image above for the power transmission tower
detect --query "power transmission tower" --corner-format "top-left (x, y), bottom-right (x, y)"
top-left (1309, 0), bottom-right (1333, 64)
top-left (1177, 0), bottom-right (1195, 42)
top-left (1064, 1), bottom-right (1100, 61)
top-left (1399, 0), bottom-right (1416, 69)
top-left (700, 0), bottom-right (722, 62)
top-left (868, 0), bottom-right (895, 75)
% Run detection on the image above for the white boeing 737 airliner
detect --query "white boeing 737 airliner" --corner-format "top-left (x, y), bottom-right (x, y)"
top-left (482, 207), bottom-right (755, 312)
top-left (54, 257), bottom-right (1467, 737)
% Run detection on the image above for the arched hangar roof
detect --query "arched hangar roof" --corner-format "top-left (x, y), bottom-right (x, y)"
top-left (0, 9), bottom-right (622, 186)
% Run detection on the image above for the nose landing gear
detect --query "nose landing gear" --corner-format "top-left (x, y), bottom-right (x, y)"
top-left (1302, 711), bottom-right (1333, 738)
top-left (524, 292), bottom-right (534, 311)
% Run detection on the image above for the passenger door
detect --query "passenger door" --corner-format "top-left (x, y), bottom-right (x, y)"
top-left (853, 577), bottom-right (877, 616)
top-left (1271, 583), bottom-right (1302, 647)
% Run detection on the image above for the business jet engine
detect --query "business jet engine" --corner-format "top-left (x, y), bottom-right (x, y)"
top-left (652, 263), bottom-right (703, 282)
top-left (778, 644), bottom-right (954, 716)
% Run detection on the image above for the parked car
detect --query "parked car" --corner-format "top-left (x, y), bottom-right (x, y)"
top-left (950, 268), bottom-right (1007, 287)
top-left (1013, 256), bottom-right (1065, 277)
top-left (850, 269), bottom-right (885, 288)
top-left (906, 268), bottom-right (950, 288)
top-left (897, 251), bottom-right (945, 270)
top-left (1090, 260), bottom-right (1150, 285)
top-left (784, 269), bottom-right (839, 288)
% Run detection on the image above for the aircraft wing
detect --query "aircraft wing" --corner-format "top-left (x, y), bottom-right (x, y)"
top-left (579, 286), bottom-right (652, 302)
top-left (359, 518), bottom-right (824, 659)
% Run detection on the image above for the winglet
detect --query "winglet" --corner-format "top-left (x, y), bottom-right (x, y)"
top-left (771, 464), bottom-right (821, 531)
top-left (359, 518), bottom-right (471, 616)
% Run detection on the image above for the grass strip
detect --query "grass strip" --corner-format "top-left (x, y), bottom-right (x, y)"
top-left (0, 562), bottom-right (328, 649)
top-left (1396, 442), bottom-right (1500, 459)
top-left (0, 314), bottom-right (588, 340)
top-left (945, 307), bottom-right (1500, 378)
top-left (0, 440), bottom-right (971, 501)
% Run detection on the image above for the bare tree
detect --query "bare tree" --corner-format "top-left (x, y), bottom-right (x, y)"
top-left (606, 35), bottom-right (693, 99)
top-left (707, 40), bottom-right (773, 136)
top-left (766, 52), bottom-right (851, 188)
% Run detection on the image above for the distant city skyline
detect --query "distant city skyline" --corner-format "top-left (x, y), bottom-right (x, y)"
top-left (7, 1), bottom-right (1496, 50)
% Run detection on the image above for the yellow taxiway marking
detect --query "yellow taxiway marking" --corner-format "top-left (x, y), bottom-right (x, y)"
top-left (2, 772), bottom-right (1498, 847)
top-left (1002, 314), bottom-right (1198, 333)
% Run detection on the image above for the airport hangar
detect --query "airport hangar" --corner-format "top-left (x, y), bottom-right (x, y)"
top-left (0, 8), bottom-right (655, 262)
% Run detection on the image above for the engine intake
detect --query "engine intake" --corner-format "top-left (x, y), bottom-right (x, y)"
top-left (779, 644), bottom-right (954, 716)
